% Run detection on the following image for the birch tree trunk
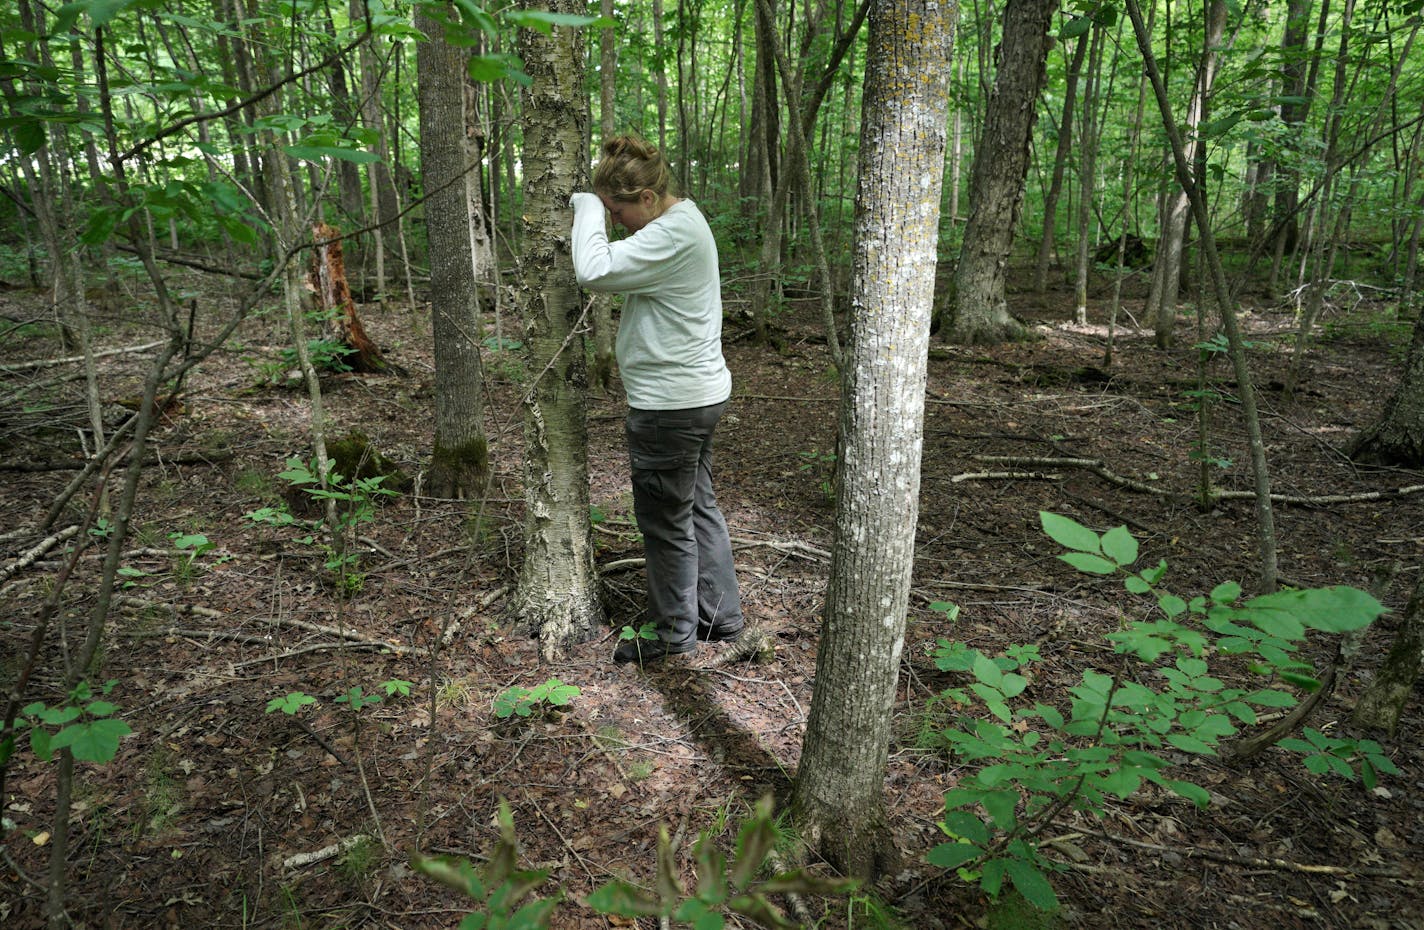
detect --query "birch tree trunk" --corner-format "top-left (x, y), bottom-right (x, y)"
top-left (945, 0), bottom-right (1056, 344)
top-left (512, 2), bottom-right (604, 658)
top-left (417, 5), bottom-right (489, 498)
top-left (791, 0), bottom-right (952, 879)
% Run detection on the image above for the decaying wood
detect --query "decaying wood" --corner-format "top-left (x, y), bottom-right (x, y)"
top-left (309, 222), bottom-right (386, 372)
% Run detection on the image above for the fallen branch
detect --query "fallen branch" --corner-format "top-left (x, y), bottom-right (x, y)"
top-left (971, 454), bottom-right (1424, 506)
top-left (439, 585), bottom-right (510, 648)
top-left (280, 834), bottom-right (370, 871)
top-left (0, 340), bottom-right (166, 373)
top-left (0, 525), bottom-right (80, 583)
top-left (950, 470), bottom-right (1062, 483)
top-left (113, 597), bottom-right (407, 653)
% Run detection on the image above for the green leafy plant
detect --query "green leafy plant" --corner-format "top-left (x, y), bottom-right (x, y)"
top-left (413, 801), bottom-right (561, 930)
top-left (797, 450), bottom-right (837, 505)
top-left (587, 796), bottom-right (857, 929)
top-left (925, 512), bottom-right (1387, 910)
top-left (5, 680), bottom-right (132, 765)
top-left (494, 678), bottom-right (580, 719)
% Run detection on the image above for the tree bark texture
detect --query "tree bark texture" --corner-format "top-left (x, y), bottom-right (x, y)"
top-left (946, 0), bottom-right (1055, 344)
top-left (416, 7), bottom-right (489, 498)
top-left (513, 3), bottom-right (604, 659)
top-left (1350, 308), bottom-right (1424, 466)
top-left (791, 0), bottom-right (952, 880)
top-left (1352, 569), bottom-right (1424, 735)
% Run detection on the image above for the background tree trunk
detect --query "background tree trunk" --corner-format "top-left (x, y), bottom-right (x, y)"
top-left (417, 5), bottom-right (489, 499)
top-left (512, 3), bottom-right (604, 658)
top-left (945, 0), bottom-right (1056, 344)
top-left (791, 0), bottom-right (952, 880)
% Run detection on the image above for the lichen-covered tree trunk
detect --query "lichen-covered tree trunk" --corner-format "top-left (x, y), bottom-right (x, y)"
top-left (416, 7), bottom-right (488, 498)
top-left (791, 0), bottom-right (952, 880)
top-left (512, 2), bottom-right (604, 659)
top-left (945, 0), bottom-right (1055, 344)
top-left (1349, 308), bottom-right (1424, 466)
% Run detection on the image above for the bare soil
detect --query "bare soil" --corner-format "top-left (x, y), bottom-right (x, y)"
top-left (1, 266), bottom-right (1421, 930)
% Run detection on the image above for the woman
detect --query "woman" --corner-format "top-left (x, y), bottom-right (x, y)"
top-left (570, 135), bottom-right (744, 663)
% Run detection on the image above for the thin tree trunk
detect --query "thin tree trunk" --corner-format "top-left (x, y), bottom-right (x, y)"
top-left (1072, 24), bottom-right (1106, 325)
top-left (1126, 0), bottom-right (1279, 593)
top-left (1035, 30), bottom-right (1089, 294)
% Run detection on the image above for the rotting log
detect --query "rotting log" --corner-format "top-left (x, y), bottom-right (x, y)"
top-left (310, 223), bottom-right (386, 372)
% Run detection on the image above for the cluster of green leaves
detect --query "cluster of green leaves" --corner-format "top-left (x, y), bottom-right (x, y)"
top-left (618, 621), bottom-right (659, 645)
top-left (493, 678), bottom-right (580, 720)
top-left (925, 513), bottom-right (1390, 911)
top-left (264, 679), bottom-right (412, 717)
top-left (4, 680), bottom-right (132, 766)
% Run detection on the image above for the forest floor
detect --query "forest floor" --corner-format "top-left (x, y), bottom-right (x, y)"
top-left (1, 261), bottom-right (1422, 930)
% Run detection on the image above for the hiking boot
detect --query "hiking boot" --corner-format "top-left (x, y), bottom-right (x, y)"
top-left (613, 636), bottom-right (696, 664)
top-left (703, 624), bottom-right (745, 643)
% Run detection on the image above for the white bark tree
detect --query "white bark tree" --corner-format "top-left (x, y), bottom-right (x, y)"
top-left (791, 0), bottom-right (953, 879)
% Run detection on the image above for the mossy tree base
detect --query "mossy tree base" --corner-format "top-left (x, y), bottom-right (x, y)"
top-left (428, 435), bottom-right (489, 500)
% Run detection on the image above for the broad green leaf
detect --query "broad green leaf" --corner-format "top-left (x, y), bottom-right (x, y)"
top-left (980, 790), bottom-right (1018, 830)
top-left (941, 810), bottom-right (990, 846)
top-left (1039, 512), bottom-right (1101, 553)
top-left (1210, 581), bottom-right (1242, 604)
top-left (928, 841), bottom-right (983, 869)
top-left (1157, 594), bottom-right (1188, 618)
top-left (284, 144), bottom-right (381, 164)
top-left (50, 718), bottom-right (131, 762)
top-left (1097, 767), bottom-right (1141, 798)
top-left (1004, 858), bottom-right (1059, 910)
top-left (1058, 15), bottom-right (1092, 38)
top-left (1244, 586), bottom-right (1384, 635)
top-left (1165, 779), bottom-right (1212, 808)
top-left (585, 880), bottom-right (666, 917)
top-left (1100, 526), bottom-right (1138, 567)
top-left (30, 726), bottom-right (53, 761)
top-left (1124, 575), bottom-right (1152, 594)
top-left (1058, 552), bottom-right (1116, 575)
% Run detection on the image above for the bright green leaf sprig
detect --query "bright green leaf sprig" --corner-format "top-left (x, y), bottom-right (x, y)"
top-left (6, 680), bottom-right (132, 765)
top-left (926, 512), bottom-right (1389, 912)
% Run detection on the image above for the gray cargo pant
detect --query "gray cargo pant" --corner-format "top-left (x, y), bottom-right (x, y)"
top-left (626, 401), bottom-right (744, 648)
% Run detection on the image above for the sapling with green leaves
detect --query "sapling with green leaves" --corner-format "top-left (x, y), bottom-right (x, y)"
top-left (925, 512), bottom-right (1389, 911)
top-left (4, 680), bottom-right (132, 766)
top-left (493, 678), bottom-right (581, 720)
top-left (587, 795), bottom-right (858, 929)
top-left (245, 456), bottom-right (396, 594)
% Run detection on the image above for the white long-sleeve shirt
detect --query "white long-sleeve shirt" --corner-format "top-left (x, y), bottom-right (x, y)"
top-left (570, 192), bottom-right (732, 411)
